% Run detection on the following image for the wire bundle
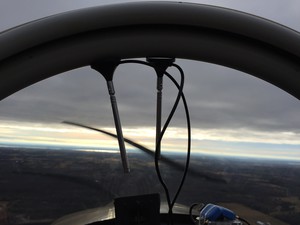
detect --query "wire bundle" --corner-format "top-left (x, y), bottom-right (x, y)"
top-left (120, 59), bottom-right (191, 225)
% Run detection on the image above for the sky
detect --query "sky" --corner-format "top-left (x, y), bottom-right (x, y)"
top-left (0, 0), bottom-right (299, 161)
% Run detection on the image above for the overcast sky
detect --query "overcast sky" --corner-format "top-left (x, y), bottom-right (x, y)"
top-left (0, 0), bottom-right (299, 160)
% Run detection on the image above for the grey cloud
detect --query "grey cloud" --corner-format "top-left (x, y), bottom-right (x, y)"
top-left (0, 1), bottom-right (299, 136)
top-left (1, 59), bottom-right (299, 135)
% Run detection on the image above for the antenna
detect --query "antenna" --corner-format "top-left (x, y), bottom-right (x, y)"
top-left (146, 57), bottom-right (175, 158)
top-left (91, 59), bottom-right (130, 173)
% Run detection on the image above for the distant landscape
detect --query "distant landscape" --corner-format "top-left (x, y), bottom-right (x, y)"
top-left (0, 146), bottom-right (300, 225)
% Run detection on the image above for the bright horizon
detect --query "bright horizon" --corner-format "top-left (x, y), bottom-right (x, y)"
top-left (0, 120), bottom-right (299, 162)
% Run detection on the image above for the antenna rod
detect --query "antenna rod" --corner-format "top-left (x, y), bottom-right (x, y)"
top-left (156, 74), bottom-right (163, 158)
top-left (146, 57), bottom-right (175, 158)
top-left (91, 60), bottom-right (130, 173)
top-left (107, 80), bottom-right (129, 172)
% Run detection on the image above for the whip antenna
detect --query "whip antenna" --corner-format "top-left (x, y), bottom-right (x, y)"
top-left (91, 59), bottom-right (130, 173)
top-left (146, 57), bottom-right (175, 158)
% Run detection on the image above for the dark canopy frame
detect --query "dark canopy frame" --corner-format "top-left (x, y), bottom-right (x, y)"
top-left (0, 2), bottom-right (299, 100)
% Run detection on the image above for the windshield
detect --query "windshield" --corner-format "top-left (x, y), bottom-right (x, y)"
top-left (0, 59), bottom-right (299, 225)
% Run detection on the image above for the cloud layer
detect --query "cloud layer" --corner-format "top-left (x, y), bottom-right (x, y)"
top-left (0, 0), bottom-right (299, 151)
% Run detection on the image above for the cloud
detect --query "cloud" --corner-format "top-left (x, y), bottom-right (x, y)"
top-left (0, 0), bottom-right (299, 150)
top-left (0, 60), bottom-right (298, 134)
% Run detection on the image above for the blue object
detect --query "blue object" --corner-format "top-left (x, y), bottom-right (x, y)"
top-left (200, 204), bottom-right (236, 221)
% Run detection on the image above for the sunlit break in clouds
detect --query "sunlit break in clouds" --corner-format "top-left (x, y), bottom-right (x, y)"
top-left (0, 121), bottom-right (299, 161)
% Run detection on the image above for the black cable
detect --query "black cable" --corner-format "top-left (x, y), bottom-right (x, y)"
top-left (154, 64), bottom-right (185, 225)
top-left (237, 216), bottom-right (251, 225)
top-left (189, 203), bottom-right (200, 224)
top-left (151, 63), bottom-right (192, 225)
top-left (120, 59), bottom-right (173, 218)
top-left (120, 59), bottom-right (191, 225)
top-left (157, 64), bottom-right (184, 147)
top-left (165, 69), bottom-right (191, 209)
